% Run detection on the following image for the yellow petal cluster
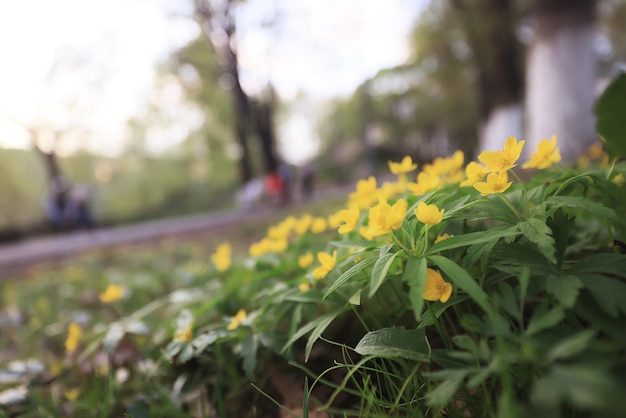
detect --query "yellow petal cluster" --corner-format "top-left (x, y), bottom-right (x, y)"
top-left (414, 201), bottom-right (444, 226)
top-left (227, 309), bottom-right (247, 331)
top-left (312, 250), bottom-right (337, 280)
top-left (407, 171), bottom-right (440, 195)
top-left (478, 137), bottom-right (525, 173)
top-left (173, 323), bottom-right (193, 342)
top-left (422, 151), bottom-right (465, 184)
top-left (294, 214), bottom-right (313, 235)
top-left (473, 172), bottom-right (512, 196)
top-left (310, 217), bottom-right (327, 234)
top-left (298, 282), bottom-right (312, 292)
top-left (211, 243), bottom-right (232, 272)
top-left (434, 233), bottom-right (454, 244)
top-left (522, 135), bottom-right (561, 169)
top-left (460, 162), bottom-right (487, 187)
top-left (348, 176), bottom-right (378, 208)
top-left (65, 322), bottom-right (82, 354)
top-left (99, 284), bottom-right (125, 303)
top-left (298, 252), bottom-right (314, 269)
top-left (388, 156), bottom-right (418, 175)
top-left (362, 198), bottom-right (408, 238)
top-left (64, 388), bottom-right (81, 402)
top-left (336, 202), bottom-right (360, 234)
top-left (423, 268), bottom-right (453, 303)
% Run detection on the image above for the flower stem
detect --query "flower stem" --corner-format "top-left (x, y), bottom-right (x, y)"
top-left (497, 193), bottom-right (524, 222)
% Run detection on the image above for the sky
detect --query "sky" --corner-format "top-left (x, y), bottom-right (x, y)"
top-left (0, 0), bottom-right (425, 159)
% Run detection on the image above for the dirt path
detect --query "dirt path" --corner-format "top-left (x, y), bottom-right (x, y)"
top-left (0, 185), bottom-right (352, 279)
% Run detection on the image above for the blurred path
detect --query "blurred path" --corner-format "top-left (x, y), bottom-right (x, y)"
top-left (0, 185), bottom-right (352, 278)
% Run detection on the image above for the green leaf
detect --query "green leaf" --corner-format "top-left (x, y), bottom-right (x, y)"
top-left (493, 282), bottom-right (520, 320)
top-left (424, 369), bottom-right (468, 408)
top-left (428, 225), bottom-right (519, 254)
top-left (546, 330), bottom-right (595, 363)
top-left (369, 249), bottom-right (399, 297)
top-left (281, 309), bottom-right (343, 354)
top-left (594, 70), bottom-right (626, 160)
top-left (354, 327), bottom-right (430, 362)
top-left (304, 310), bottom-right (343, 362)
top-left (518, 218), bottom-right (556, 264)
top-left (546, 208), bottom-right (575, 268)
top-left (531, 365), bottom-right (626, 412)
top-left (546, 274), bottom-right (583, 308)
top-left (402, 257), bottom-right (427, 320)
top-left (579, 273), bottom-right (626, 317)
top-left (242, 334), bottom-right (258, 377)
top-left (428, 255), bottom-right (492, 314)
top-left (568, 253), bottom-right (626, 277)
top-left (526, 304), bottom-right (565, 336)
top-left (323, 256), bottom-right (377, 298)
top-left (545, 196), bottom-right (625, 229)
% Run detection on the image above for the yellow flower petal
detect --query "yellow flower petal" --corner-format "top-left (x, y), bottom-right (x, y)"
top-left (99, 284), bottom-right (125, 303)
top-left (65, 323), bottom-right (81, 355)
top-left (388, 156), bottom-right (418, 175)
top-left (478, 137), bottom-right (525, 173)
top-left (422, 268), bottom-right (452, 303)
top-left (473, 172), bottom-right (512, 196)
top-left (414, 201), bottom-right (444, 226)
top-left (298, 252), bottom-right (314, 269)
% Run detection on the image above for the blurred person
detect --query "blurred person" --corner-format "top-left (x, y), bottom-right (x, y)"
top-left (68, 184), bottom-right (94, 229)
top-left (277, 162), bottom-right (293, 204)
top-left (300, 160), bottom-right (316, 200)
top-left (45, 175), bottom-right (71, 231)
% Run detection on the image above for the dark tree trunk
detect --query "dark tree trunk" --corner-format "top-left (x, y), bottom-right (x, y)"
top-left (252, 97), bottom-right (279, 174)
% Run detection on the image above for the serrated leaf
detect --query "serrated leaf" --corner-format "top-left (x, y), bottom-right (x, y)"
top-left (519, 218), bottom-right (556, 264)
top-left (579, 273), bottom-right (626, 317)
top-left (595, 70), bottom-right (626, 160)
top-left (355, 327), bottom-right (430, 362)
top-left (545, 196), bottom-right (625, 229)
top-left (428, 255), bottom-right (492, 314)
top-left (402, 257), bottom-right (427, 320)
top-left (494, 282), bottom-right (520, 319)
top-left (369, 249), bottom-right (399, 297)
top-left (424, 370), bottom-right (468, 407)
top-left (546, 275), bottom-right (582, 308)
top-left (526, 304), bottom-right (564, 336)
top-left (546, 208), bottom-right (575, 268)
top-left (546, 330), bottom-right (595, 362)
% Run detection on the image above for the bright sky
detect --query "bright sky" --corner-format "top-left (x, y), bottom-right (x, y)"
top-left (0, 0), bottom-right (424, 158)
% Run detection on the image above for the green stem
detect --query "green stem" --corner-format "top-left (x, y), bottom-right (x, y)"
top-left (496, 193), bottom-right (524, 222)
top-left (509, 169), bottom-right (529, 217)
top-left (421, 225), bottom-right (429, 256)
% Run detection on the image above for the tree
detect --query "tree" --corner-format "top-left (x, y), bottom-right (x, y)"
top-left (192, 0), bottom-right (280, 185)
top-left (525, 0), bottom-right (598, 161)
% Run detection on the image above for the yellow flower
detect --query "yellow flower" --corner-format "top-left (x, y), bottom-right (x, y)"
top-left (473, 172), bottom-right (512, 196)
top-left (423, 268), bottom-right (452, 303)
top-left (577, 155), bottom-right (590, 169)
top-left (312, 250), bottom-right (337, 280)
top-left (298, 282), bottom-right (312, 292)
top-left (298, 252), bottom-right (314, 269)
top-left (349, 176), bottom-right (378, 208)
top-left (388, 155), bottom-right (418, 175)
top-left (478, 137), bottom-right (525, 173)
top-left (359, 226), bottom-right (375, 241)
top-left (407, 171), bottom-right (440, 195)
top-left (227, 309), bottom-right (247, 331)
top-left (64, 387), bottom-right (81, 402)
top-left (460, 161), bottom-right (487, 187)
top-left (327, 211), bottom-right (343, 228)
top-left (414, 201), bottom-right (444, 226)
top-left (311, 217), bottom-right (327, 234)
top-left (249, 239), bottom-right (271, 257)
top-left (65, 323), bottom-right (81, 355)
top-left (99, 284), bottom-right (125, 303)
top-left (364, 198), bottom-right (408, 237)
top-left (587, 142), bottom-right (604, 160)
top-left (268, 238), bottom-right (288, 253)
top-left (211, 243), bottom-right (232, 272)
top-left (522, 135), bottom-right (561, 169)
top-left (294, 214), bottom-right (313, 235)
top-left (613, 173), bottom-right (625, 186)
top-left (434, 233), bottom-right (454, 244)
top-left (336, 202), bottom-right (360, 234)
top-left (173, 323), bottom-right (193, 342)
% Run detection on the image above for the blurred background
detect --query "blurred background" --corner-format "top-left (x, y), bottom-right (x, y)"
top-left (0, 0), bottom-right (624, 241)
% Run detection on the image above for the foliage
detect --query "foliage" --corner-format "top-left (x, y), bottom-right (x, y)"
top-left (3, 127), bottom-right (625, 417)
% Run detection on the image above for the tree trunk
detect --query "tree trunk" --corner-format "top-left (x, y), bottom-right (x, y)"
top-left (451, 0), bottom-right (524, 152)
top-left (525, 0), bottom-right (597, 162)
top-left (252, 96), bottom-right (279, 174)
